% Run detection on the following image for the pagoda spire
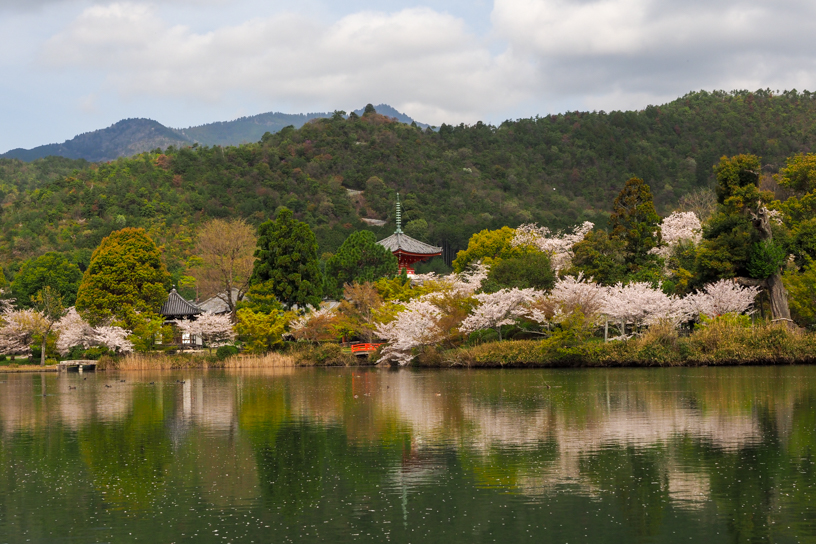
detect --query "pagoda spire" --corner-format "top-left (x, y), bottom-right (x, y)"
top-left (395, 193), bottom-right (403, 234)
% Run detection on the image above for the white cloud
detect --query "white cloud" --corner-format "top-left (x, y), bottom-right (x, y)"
top-left (41, 2), bottom-right (535, 124)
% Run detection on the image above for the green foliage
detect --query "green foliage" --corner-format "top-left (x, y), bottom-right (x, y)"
top-left (11, 252), bottom-right (82, 308)
top-left (783, 260), bottom-right (816, 327)
top-left (238, 281), bottom-right (284, 314)
top-left (609, 177), bottom-right (662, 268)
top-left (714, 153), bottom-right (762, 205)
top-left (215, 345), bottom-right (240, 360)
top-left (482, 253), bottom-right (555, 292)
top-left (453, 227), bottom-right (533, 273)
top-left (568, 230), bottom-right (628, 285)
top-left (776, 152), bottom-right (816, 192)
top-left (129, 313), bottom-right (166, 353)
top-left (252, 208), bottom-right (323, 309)
top-left (235, 308), bottom-right (290, 353)
top-left (75, 228), bottom-right (171, 326)
top-left (324, 230), bottom-right (398, 298)
top-left (747, 240), bottom-right (787, 279)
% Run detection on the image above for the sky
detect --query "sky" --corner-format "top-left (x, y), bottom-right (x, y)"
top-left (3, 0), bottom-right (816, 153)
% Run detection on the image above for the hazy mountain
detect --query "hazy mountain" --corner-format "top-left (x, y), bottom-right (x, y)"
top-left (1, 119), bottom-right (191, 163)
top-left (1, 104), bottom-right (427, 162)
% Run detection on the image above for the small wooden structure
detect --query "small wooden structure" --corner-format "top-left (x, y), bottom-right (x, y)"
top-left (58, 360), bottom-right (97, 372)
top-left (377, 194), bottom-right (442, 276)
top-left (351, 343), bottom-right (383, 357)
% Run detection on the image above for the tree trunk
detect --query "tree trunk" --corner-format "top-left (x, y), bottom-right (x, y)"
top-left (750, 205), bottom-right (792, 326)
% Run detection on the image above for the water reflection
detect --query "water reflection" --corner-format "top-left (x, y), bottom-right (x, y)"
top-left (0, 367), bottom-right (814, 543)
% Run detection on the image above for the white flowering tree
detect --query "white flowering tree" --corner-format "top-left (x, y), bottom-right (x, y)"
top-left (603, 282), bottom-right (690, 337)
top-left (530, 273), bottom-right (609, 326)
top-left (652, 211), bottom-right (702, 259)
top-left (460, 288), bottom-right (542, 340)
top-left (55, 308), bottom-right (133, 355)
top-left (684, 279), bottom-right (760, 320)
top-left (512, 221), bottom-right (594, 272)
top-left (0, 308), bottom-right (46, 357)
top-left (174, 311), bottom-right (236, 349)
top-left (375, 298), bottom-right (444, 366)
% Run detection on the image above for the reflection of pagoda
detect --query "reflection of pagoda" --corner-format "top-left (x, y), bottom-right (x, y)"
top-left (377, 194), bottom-right (442, 276)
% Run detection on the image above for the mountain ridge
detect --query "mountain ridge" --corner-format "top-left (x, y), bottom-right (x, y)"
top-left (1, 104), bottom-right (428, 162)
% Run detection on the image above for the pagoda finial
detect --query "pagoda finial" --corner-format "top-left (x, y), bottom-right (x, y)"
top-left (395, 193), bottom-right (403, 234)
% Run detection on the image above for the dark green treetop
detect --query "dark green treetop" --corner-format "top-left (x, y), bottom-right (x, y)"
top-left (75, 228), bottom-right (171, 326)
top-left (324, 230), bottom-right (398, 298)
top-left (481, 252), bottom-right (555, 293)
top-left (609, 177), bottom-right (662, 265)
top-left (251, 208), bottom-right (323, 309)
top-left (11, 252), bottom-right (82, 307)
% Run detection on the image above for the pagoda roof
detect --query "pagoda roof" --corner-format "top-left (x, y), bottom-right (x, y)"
top-left (377, 232), bottom-right (442, 255)
top-left (160, 289), bottom-right (202, 317)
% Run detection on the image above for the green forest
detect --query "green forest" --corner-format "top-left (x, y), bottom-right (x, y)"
top-left (3, 89), bottom-right (816, 289)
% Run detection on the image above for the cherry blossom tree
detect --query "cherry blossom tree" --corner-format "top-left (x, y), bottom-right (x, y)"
top-left (460, 288), bottom-right (542, 340)
top-left (512, 221), bottom-right (594, 271)
top-left (651, 211), bottom-right (702, 259)
top-left (55, 308), bottom-right (134, 355)
top-left (603, 282), bottom-right (690, 337)
top-left (174, 311), bottom-right (236, 348)
top-left (684, 279), bottom-right (760, 319)
top-left (529, 273), bottom-right (609, 325)
top-left (0, 308), bottom-right (45, 356)
top-left (375, 298), bottom-right (444, 365)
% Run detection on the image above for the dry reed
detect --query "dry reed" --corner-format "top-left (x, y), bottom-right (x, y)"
top-left (111, 351), bottom-right (296, 371)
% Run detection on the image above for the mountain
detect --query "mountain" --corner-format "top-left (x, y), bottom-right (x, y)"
top-left (2, 89), bottom-right (816, 291)
top-left (1, 104), bottom-right (426, 162)
top-left (1, 119), bottom-right (191, 163)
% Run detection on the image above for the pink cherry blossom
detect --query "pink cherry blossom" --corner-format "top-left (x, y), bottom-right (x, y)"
top-left (461, 288), bottom-right (543, 339)
top-left (684, 279), bottom-right (760, 319)
top-left (512, 221), bottom-right (594, 271)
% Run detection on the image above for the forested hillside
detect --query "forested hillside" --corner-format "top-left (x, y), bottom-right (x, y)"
top-left (3, 89), bottom-right (816, 287)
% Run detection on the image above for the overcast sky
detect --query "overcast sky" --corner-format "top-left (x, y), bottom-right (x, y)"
top-left (3, 0), bottom-right (816, 153)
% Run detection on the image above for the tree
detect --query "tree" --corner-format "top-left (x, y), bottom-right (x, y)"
top-left (289, 308), bottom-right (339, 343)
top-left (512, 221), bottom-right (594, 272)
top-left (460, 288), bottom-right (542, 340)
top-left (251, 208), bottom-right (323, 309)
top-left (31, 286), bottom-right (66, 365)
top-left (452, 227), bottom-right (532, 273)
top-left (684, 280), bottom-right (760, 320)
top-left (174, 312), bottom-right (236, 349)
top-left (0, 307), bottom-right (45, 358)
top-left (235, 308), bottom-right (291, 353)
top-left (707, 155), bottom-right (792, 323)
top-left (191, 218), bottom-right (256, 318)
top-left (324, 231), bottom-right (398, 298)
top-left (568, 230), bottom-right (628, 285)
top-left (337, 282), bottom-right (384, 343)
top-left (609, 177), bottom-right (662, 270)
top-left (75, 228), bottom-right (172, 326)
top-left (11, 252), bottom-right (82, 308)
top-left (482, 253), bottom-right (555, 293)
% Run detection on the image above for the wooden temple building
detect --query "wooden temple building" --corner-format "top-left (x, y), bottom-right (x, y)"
top-left (377, 194), bottom-right (441, 275)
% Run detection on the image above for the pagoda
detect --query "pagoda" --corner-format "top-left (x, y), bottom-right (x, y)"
top-left (377, 194), bottom-right (442, 276)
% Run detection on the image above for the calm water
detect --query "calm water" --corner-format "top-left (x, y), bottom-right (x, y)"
top-left (0, 367), bottom-right (815, 543)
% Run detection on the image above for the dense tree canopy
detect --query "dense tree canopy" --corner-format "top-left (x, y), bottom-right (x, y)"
top-left (251, 208), bottom-right (323, 309)
top-left (11, 252), bottom-right (82, 307)
top-left (75, 228), bottom-right (171, 325)
top-left (324, 230), bottom-right (397, 298)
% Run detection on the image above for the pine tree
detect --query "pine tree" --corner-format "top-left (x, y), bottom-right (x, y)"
top-left (324, 231), bottom-right (398, 298)
top-left (251, 208), bottom-right (323, 309)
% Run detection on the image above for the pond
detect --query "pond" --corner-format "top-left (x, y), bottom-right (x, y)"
top-left (0, 366), bottom-right (815, 543)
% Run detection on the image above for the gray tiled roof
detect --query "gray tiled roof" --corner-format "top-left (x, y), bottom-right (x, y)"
top-left (160, 289), bottom-right (201, 317)
top-left (198, 289), bottom-right (240, 314)
top-left (377, 233), bottom-right (442, 255)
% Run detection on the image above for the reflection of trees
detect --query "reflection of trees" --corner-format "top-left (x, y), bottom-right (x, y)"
top-left (79, 392), bottom-right (174, 511)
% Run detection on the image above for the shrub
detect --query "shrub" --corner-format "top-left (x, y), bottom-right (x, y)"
top-left (216, 345), bottom-right (240, 360)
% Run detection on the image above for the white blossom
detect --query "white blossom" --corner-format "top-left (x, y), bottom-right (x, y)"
top-left (375, 298), bottom-right (443, 366)
top-left (684, 279), bottom-right (760, 319)
top-left (603, 282), bottom-right (690, 331)
top-left (0, 308), bottom-right (45, 356)
top-left (55, 308), bottom-right (133, 355)
top-left (461, 288), bottom-right (543, 339)
top-left (543, 273), bottom-right (608, 324)
top-left (652, 211), bottom-right (702, 259)
top-left (512, 221), bottom-right (594, 271)
top-left (175, 311), bottom-right (236, 348)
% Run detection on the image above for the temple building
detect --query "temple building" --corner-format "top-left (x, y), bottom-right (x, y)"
top-left (377, 194), bottom-right (441, 276)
